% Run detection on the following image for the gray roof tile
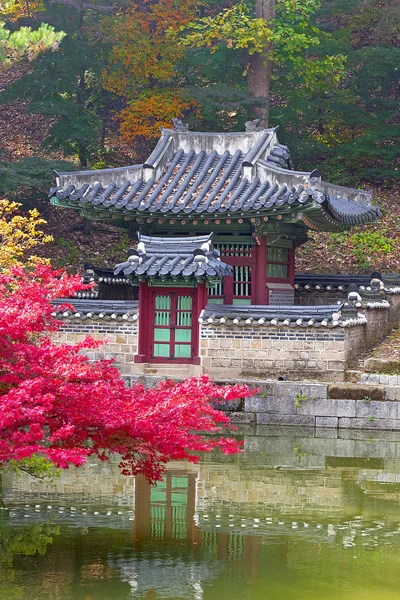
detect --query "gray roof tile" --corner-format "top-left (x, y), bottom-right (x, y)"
top-left (200, 303), bottom-right (363, 327)
top-left (114, 233), bottom-right (233, 281)
top-left (52, 299), bottom-right (138, 320)
top-left (50, 127), bottom-right (380, 228)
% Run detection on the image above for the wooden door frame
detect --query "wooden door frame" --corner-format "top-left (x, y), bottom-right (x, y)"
top-left (135, 282), bottom-right (205, 364)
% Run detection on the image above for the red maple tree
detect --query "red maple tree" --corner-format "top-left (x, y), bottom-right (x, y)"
top-left (0, 264), bottom-right (251, 481)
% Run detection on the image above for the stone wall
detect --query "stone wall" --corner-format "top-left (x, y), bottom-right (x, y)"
top-left (197, 462), bottom-right (343, 513)
top-left (53, 319), bottom-right (138, 376)
top-left (200, 324), bottom-right (349, 381)
top-left (388, 294), bottom-right (400, 328)
top-left (200, 297), bottom-right (400, 380)
top-left (345, 303), bottom-right (397, 363)
top-left (53, 295), bottom-right (400, 382)
top-left (223, 380), bottom-right (400, 430)
top-left (268, 284), bottom-right (295, 305)
top-left (295, 290), bottom-right (345, 306)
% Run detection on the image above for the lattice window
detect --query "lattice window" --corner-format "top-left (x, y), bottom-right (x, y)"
top-left (233, 265), bottom-right (251, 304)
top-left (151, 293), bottom-right (193, 360)
top-left (208, 279), bottom-right (224, 303)
top-left (209, 242), bottom-right (253, 304)
top-left (149, 476), bottom-right (189, 540)
top-left (216, 243), bottom-right (252, 257)
top-left (266, 246), bottom-right (290, 279)
top-left (227, 533), bottom-right (245, 561)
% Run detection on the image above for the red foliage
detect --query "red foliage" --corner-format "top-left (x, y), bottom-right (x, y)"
top-left (0, 265), bottom-right (252, 481)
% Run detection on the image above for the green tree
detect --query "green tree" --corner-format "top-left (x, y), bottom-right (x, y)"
top-left (0, 21), bottom-right (64, 68)
top-left (272, 0), bottom-right (400, 182)
top-left (0, 1), bottom-right (117, 167)
top-left (180, 0), bottom-right (346, 126)
top-left (0, 157), bottom-right (76, 208)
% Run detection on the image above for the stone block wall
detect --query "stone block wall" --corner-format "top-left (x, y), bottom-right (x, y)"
top-left (53, 319), bottom-right (138, 376)
top-left (364, 307), bottom-right (390, 346)
top-left (345, 323), bottom-right (366, 366)
top-left (197, 462), bottom-right (343, 513)
top-left (52, 295), bottom-right (400, 382)
top-left (200, 298), bottom-right (400, 379)
top-left (388, 294), bottom-right (400, 328)
top-left (218, 379), bottom-right (400, 430)
top-left (345, 304), bottom-right (396, 366)
top-left (269, 287), bottom-right (295, 305)
top-left (200, 325), bottom-right (347, 380)
top-left (295, 290), bottom-right (345, 306)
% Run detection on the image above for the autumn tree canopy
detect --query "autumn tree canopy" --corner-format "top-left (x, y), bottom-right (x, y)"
top-left (0, 262), bottom-right (251, 481)
top-left (0, 200), bottom-right (52, 269)
top-left (102, 0), bottom-right (200, 139)
top-left (179, 0), bottom-right (346, 125)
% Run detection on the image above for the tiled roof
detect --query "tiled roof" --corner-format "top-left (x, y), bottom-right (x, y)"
top-left (52, 299), bottom-right (138, 320)
top-left (199, 303), bottom-right (364, 327)
top-left (114, 233), bottom-right (233, 281)
top-left (52, 298), bottom-right (366, 327)
top-left (49, 126), bottom-right (380, 231)
top-left (295, 273), bottom-right (400, 294)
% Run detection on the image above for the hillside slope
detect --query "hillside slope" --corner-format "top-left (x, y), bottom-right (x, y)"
top-left (1, 63), bottom-right (399, 274)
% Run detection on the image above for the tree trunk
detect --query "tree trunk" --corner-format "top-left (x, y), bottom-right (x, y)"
top-left (247, 0), bottom-right (275, 127)
top-left (76, 9), bottom-right (88, 168)
top-left (100, 90), bottom-right (109, 152)
top-left (77, 70), bottom-right (88, 168)
top-left (82, 217), bottom-right (92, 236)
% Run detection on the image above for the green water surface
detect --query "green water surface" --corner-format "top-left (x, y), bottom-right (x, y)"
top-left (2, 426), bottom-right (400, 600)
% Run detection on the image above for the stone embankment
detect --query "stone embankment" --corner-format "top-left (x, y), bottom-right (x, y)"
top-left (127, 375), bottom-right (400, 431)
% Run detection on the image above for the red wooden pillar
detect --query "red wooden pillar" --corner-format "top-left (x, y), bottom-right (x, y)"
top-left (197, 281), bottom-right (208, 314)
top-left (135, 280), bottom-right (149, 363)
top-left (133, 475), bottom-right (151, 543)
top-left (254, 235), bottom-right (267, 305)
top-left (193, 281), bottom-right (207, 365)
top-left (288, 241), bottom-right (295, 286)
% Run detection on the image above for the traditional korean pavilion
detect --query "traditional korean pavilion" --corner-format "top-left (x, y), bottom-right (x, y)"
top-left (49, 122), bottom-right (381, 370)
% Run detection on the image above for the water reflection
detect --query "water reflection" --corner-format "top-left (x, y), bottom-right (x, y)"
top-left (2, 426), bottom-right (400, 599)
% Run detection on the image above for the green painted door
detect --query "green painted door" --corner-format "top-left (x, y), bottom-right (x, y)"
top-left (150, 291), bottom-right (195, 362)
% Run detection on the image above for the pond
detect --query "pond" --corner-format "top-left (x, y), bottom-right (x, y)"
top-left (2, 426), bottom-right (400, 600)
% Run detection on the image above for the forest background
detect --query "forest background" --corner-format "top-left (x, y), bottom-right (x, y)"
top-left (0, 0), bottom-right (399, 274)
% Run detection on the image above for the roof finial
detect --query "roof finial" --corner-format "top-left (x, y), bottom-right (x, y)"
top-left (245, 119), bottom-right (262, 132)
top-left (172, 118), bottom-right (189, 132)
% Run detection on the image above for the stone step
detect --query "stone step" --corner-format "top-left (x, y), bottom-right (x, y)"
top-left (364, 357), bottom-right (400, 374)
top-left (142, 363), bottom-right (203, 377)
top-left (360, 373), bottom-right (400, 386)
top-left (344, 369), bottom-right (363, 383)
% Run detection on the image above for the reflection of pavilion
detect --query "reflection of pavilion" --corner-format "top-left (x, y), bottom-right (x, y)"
top-left (133, 466), bottom-right (201, 545)
top-left (116, 464), bottom-right (262, 599)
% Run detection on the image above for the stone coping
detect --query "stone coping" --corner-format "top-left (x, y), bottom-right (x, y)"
top-left (199, 302), bottom-right (364, 327)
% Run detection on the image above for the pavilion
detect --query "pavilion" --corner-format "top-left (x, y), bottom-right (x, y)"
top-left (49, 122), bottom-right (384, 376)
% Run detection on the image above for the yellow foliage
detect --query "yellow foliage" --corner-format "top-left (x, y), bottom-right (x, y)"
top-left (120, 89), bottom-right (199, 140)
top-left (0, 200), bottom-right (53, 269)
top-left (0, 0), bottom-right (44, 20)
